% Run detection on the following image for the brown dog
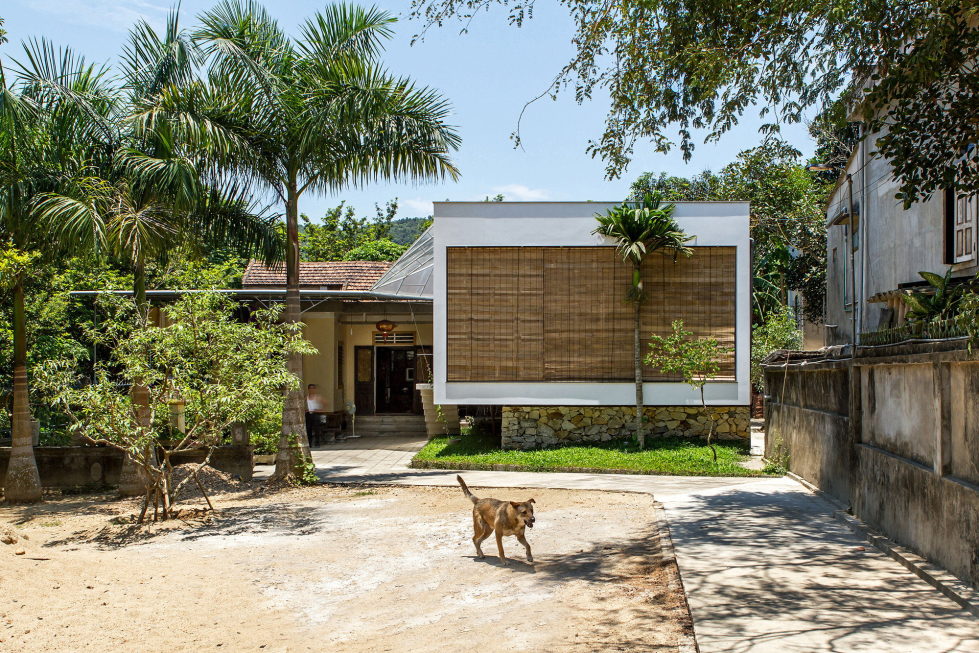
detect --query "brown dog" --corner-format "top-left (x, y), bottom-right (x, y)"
top-left (457, 475), bottom-right (536, 565)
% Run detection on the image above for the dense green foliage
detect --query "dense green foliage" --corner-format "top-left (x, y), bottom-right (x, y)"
top-left (413, 434), bottom-right (767, 477)
top-left (299, 201), bottom-right (412, 262)
top-left (388, 217), bottom-right (430, 245)
top-left (630, 141), bottom-right (828, 323)
top-left (412, 0), bottom-right (979, 204)
top-left (750, 306), bottom-right (803, 393)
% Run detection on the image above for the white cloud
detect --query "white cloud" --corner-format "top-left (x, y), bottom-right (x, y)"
top-left (401, 198), bottom-right (434, 216)
top-left (489, 184), bottom-right (550, 201)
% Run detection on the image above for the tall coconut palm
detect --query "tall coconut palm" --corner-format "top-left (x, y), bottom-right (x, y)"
top-left (593, 195), bottom-right (692, 449)
top-left (0, 40), bottom-right (109, 501)
top-left (19, 16), bottom-right (282, 495)
top-left (157, 1), bottom-right (460, 479)
top-left (31, 11), bottom-right (282, 312)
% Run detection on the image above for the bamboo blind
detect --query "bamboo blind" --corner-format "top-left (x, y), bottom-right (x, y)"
top-left (445, 246), bottom-right (737, 382)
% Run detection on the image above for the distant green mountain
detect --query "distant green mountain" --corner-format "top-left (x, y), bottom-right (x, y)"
top-left (389, 216), bottom-right (430, 245)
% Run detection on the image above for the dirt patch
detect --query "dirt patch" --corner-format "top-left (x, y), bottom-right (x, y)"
top-left (0, 484), bottom-right (693, 651)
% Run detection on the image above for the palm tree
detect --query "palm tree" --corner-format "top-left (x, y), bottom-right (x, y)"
top-left (0, 40), bottom-right (107, 501)
top-left (593, 194), bottom-right (692, 449)
top-left (159, 1), bottom-right (460, 479)
top-left (24, 14), bottom-right (283, 495)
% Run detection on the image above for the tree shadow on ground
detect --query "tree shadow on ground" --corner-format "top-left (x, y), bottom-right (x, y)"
top-left (663, 488), bottom-right (979, 653)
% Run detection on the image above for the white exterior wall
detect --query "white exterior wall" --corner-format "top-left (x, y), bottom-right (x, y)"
top-left (432, 201), bottom-right (752, 406)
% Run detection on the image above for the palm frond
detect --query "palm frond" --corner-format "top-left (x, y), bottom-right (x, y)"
top-left (297, 4), bottom-right (395, 65)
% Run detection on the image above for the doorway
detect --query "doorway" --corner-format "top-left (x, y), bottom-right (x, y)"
top-left (375, 347), bottom-right (416, 413)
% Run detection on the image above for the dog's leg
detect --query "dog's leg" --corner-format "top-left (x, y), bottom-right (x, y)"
top-left (517, 532), bottom-right (533, 563)
top-left (495, 530), bottom-right (509, 565)
top-left (472, 513), bottom-right (490, 558)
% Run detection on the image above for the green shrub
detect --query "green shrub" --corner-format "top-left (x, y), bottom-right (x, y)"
top-left (751, 306), bottom-right (802, 392)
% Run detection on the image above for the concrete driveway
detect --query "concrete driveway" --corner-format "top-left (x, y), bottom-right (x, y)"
top-left (264, 435), bottom-right (979, 653)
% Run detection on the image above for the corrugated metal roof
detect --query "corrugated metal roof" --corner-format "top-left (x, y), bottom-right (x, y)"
top-left (371, 228), bottom-right (434, 299)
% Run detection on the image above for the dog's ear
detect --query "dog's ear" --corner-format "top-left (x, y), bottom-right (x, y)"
top-left (528, 498), bottom-right (536, 504)
top-left (509, 501), bottom-right (521, 508)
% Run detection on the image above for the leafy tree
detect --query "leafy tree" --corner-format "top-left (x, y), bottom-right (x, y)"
top-left (411, 0), bottom-right (976, 203)
top-left (159, 1), bottom-right (460, 481)
top-left (750, 306), bottom-right (802, 393)
top-left (593, 195), bottom-right (692, 449)
top-left (646, 320), bottom-right (731, 462)
top-left (628, 141), bottom-right (827, 324)
top-left (343, 238), bottom-right (407, 261)
top-left (722, 143), bottom-right (827, 323)
top-left (388, 216), bottom-right (430, 245)
top-left (39, 293), bottom-right (314, 521)
top-left (300, 200), bottom-right (399, 261)
top-left (629, 171), bottom-right (723, 202)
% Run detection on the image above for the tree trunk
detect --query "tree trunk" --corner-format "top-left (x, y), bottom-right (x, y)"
top-left (634, 286), bottom-right (645, 450)
top-left (701, 384), bottom-right (717, 463)
top-left (3, 276), bottom-right (42, 502)
top-left (119, 259), bottom-right (154, 496)
top-left (274, 184), bottom-right (311, 480)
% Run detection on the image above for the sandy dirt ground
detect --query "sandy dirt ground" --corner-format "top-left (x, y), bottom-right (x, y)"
top-left (1, 482), bottom-right (693, 652)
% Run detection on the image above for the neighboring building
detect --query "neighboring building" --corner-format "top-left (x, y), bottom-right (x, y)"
top-left (821, 130), bottom-right (979, 346)
top-left (432, 201), bottom-right (751, 448)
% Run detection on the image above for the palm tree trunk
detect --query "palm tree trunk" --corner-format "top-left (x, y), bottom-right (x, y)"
top-left (274, 184), bottom-right (311, 480)
top-left (634, 274), bottom-right (645, 450)
top-left (4, 275), bottom-right (41, 502)
top-left (119, 258), bottom-right (153, 497)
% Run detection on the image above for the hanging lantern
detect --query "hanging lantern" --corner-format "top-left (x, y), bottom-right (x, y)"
top-left (376, 319), bottom-right (397, 342)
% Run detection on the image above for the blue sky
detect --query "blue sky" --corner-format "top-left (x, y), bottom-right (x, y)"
top-left (3, 0), bottom-right (816, 220)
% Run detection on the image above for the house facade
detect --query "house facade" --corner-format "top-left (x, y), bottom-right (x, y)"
top-left (432, 201), bottom-right (752, 448)
top-left (242, 239), bottom-right (434, 423)
top-left (822, 129), bottom-right (979, 346)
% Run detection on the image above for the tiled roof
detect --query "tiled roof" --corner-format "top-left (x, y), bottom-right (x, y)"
top-left (242, 260), bottom-right (394, 291)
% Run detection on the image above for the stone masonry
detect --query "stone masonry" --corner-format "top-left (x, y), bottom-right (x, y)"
top-left (501, 405), bottom-right (750, 450)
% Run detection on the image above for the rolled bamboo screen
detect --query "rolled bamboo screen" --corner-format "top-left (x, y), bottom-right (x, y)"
top-left (446, 246), bottom-right (736, 382)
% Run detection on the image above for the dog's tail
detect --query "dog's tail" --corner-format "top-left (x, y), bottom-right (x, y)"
top-left (457, 475), bottom-right (478, 504)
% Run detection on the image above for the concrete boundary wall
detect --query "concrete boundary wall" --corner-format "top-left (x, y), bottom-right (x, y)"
top-left (0, 445), bottom-right (253, 490)
top-left (763, 340), bottom-right (979, 587)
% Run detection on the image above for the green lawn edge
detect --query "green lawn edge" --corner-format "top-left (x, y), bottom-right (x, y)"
top-left (411, 435), bottom-right (775, 478)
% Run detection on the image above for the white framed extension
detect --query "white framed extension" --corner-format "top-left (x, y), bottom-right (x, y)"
top-left (432, 201), bottom-right (751, 408)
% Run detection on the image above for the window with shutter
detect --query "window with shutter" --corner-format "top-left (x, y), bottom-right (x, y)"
top-left (954, 192), bottom-right (977, 264)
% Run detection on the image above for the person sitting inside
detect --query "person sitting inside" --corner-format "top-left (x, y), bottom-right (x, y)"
top-left (305, 384), bottom-right (331, 446)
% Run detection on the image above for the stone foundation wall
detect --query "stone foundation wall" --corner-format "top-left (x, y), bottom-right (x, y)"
top-left (501, 405), bottom-right (750, 450)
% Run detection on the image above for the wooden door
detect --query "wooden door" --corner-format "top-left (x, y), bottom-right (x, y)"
top-left (375, 347), bottom-right (414, 413)
top-left (354, 346), bottom-right (374, 415)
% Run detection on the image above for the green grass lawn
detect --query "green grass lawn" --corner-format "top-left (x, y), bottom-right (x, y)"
top-left (412, 433), bottom-right (774, 477)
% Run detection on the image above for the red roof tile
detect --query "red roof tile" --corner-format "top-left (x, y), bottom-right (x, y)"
top-left (242, 260), bottom-right (394, 291)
